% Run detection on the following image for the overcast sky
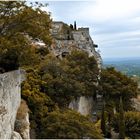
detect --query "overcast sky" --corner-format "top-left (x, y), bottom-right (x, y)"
top-left (45, 0), bottom-right (140, 59)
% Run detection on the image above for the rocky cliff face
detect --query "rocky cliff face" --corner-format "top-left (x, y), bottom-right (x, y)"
top-left (0, 70), bottom-right (26, 139)
top-left (50, 21), bottom-right (102, 69)
top-left (50, 21), bottom-right (102, 115)
top-left (132, 97), bottom-right (140, 111)
top-left (14, 99), bottom-right (30, 139)
top-left (69, 96), bottom-right (95, 115)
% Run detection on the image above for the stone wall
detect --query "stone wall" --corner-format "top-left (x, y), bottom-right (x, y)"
top-left (0, 69), bottom-right (25, 139)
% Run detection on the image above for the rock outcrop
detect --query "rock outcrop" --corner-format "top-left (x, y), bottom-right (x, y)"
top-left (50, 21), bottom-right (102, 115)
top-left (50, 21), bottom-right (102, 69)
top-left (132, 97), bottom-right (140, 112)
top-left (69, 96), bottom-right (95, 115)
top-left (15, 99), bottom-right (30, 139)
top-left (0, 69), bottom-right (25, 139)
top-left (11, 131), bottom-right (22, 139)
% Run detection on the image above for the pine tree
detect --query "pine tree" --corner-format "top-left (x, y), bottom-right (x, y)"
top-left (119, 96), bottom-right (125, 139)
top-left (70, 24), bottom-right (73, 29)
top-left (74, 21), bottom-right (77, 30)
top-left (106, 113), bottom-right (111, 138)
top-left (101, 100), bottom-right (106, 137)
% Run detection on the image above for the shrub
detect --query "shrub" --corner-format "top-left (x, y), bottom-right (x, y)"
top-left (111, 111), bottom-right (140, 139)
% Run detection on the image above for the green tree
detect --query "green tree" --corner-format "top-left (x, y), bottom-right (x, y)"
top-left (112, 111), bottom-right (140, 139)
top-left (66, 50), bottom-right (99, 97)
top-left (38, 50), bottom-right (99, 107)
top-left (124, 111), bottom-right (140, 138)
top-left (39, 53), bottom-right (85, 107)
top-left (21, 67), bottom-right (56, 136)
top-left (39, 109), bottom-right (103, 139)
top-left (99, 67), bottom-right (138, 111)
top-left (70, 24), bottom-right (73, 29)
top-left (74, 21), bottom-right (77, 30)
top-left (101, 101), bottom-right (106, 137)
top-left (0, 1), bottom-right (52, 72)
top-left (0, 1), bottom-right (52, 43)
top-left (21, 50), bottom-right (99, 137)
top-left (119, 97), bottom-right (125, 139)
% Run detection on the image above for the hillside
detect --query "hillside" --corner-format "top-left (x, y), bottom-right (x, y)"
top-left (0, 1), bottom-right (140, 139)
top-left (104, 58), bottom-right (140, 76)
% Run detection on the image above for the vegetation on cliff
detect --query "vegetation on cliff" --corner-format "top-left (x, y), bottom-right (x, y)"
top-left (112, 111), bottom-right (140, 138)
top-left (99, 67), bottom-right (139, 138)
top-left (39, 109), bottom-right (102, 139)
top-left (21, 50), bottom-right (100, 138)
top-left (99, 67), bottom-right (138, 111)
top-left (1, 2), bottom-right (100, 138)
top-left (1, 1), bottom-right (140, 139)
top-left (0, 1), bottom-right (51, 72)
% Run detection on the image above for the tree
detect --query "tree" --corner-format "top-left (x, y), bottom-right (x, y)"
top-left (0, 1), bottom-right (52, 43)
top-left (38, 50), bottom-right (99, 107)
top-left (70, 24), bottom-right (73, 29)
top-left (74, 21), bottom-right (77, 30)
top-left (124, 111), bottom-right (140, 138)
top-left (0, 1), bottom-right (52, 72)
top-left (0, 46), bottom-right (20, 72)
top-left (21, 50), bottom-right (99, 137)
top-left (66, 50), bottom-right (99, 96)
top-left (39, 53), bottom-right (85, 107)
top-left (21, 67), bottom-right (56, 137)
top-left (99, 67), bottom-right (138, 111)
top-left (39, 109), bottom-right (103, 139)
top-left (101, 101), bottom-right (106, 137)
top-left (111, 111), bottom-right (140, 139)
top-left (119, 97), bottom-right (125, 139)
top-left (99, 67), bottom-right (139, 139)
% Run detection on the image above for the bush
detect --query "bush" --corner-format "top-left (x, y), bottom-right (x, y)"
top-left (39, 109), bottom-right (103, 139)
top-left (111, 111), bottom-right (140, 139)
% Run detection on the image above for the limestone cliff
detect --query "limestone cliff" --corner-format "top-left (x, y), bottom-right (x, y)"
top-left (69, 96), bottom-right (95, 115)
top-left (14, 99), bottom-right (30, 139)
top-left (50, 21), bottom-right (102, 115)
top-left (132, 97), bottom-right (140, 111)
top-left (0, 69), bottom-right (27, 139)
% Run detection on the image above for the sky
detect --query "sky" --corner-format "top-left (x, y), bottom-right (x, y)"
top-left (44, 0), bottom-right (140, 59)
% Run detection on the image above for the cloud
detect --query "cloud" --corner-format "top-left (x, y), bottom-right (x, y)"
top-left (72, 0), bottom-right (140, 22)
top-left (46, 0), bottom-right (140, 58)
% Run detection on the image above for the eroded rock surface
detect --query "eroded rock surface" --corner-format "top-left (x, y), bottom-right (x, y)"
top-left (15, 99), bottom-right (30, 139)
top-left (50, 21), bottom-right (102, 69)
top-left (11, 131), bottom-right (22, 139)
top-left (0, 70), bottom-right (25, 139)
top-left (69, 96), bottom-right (94, 115)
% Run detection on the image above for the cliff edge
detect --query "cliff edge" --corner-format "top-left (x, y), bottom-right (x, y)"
top-left (0, 69), bottom-right (26, 139)
top-left (50, 21), bottom-right (102, 115)
top-left (50, 21), bottom-right (102, 69)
